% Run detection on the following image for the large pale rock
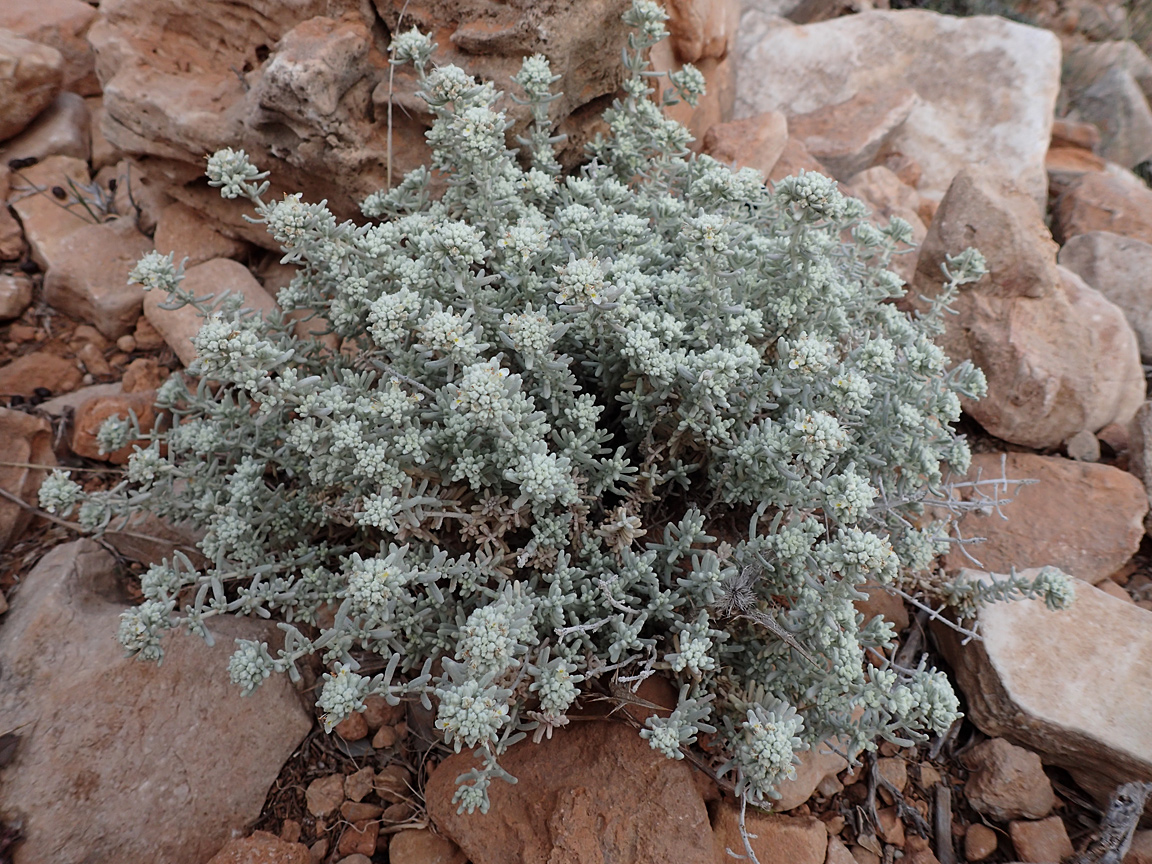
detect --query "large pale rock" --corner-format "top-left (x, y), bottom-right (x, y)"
top-left (88, 0), bottom-right (637, 242)
top-left (0, 91), bottom-right (91, 164)
top-left (936, 568), bottom-right (1152, 812)
top-left (43, 217), bottom-right (153, 340)
top-left (943, 452), bottom-right (1147, 584)
top-left (0, 408), bottom-right (55, 552)
top-left (1054, 169), bottom-right (1152, 245)
top-left (711, 802), bottom-right (828, 864)
top-left (153, 201), bottom-right (249, 269)
top-left (734, 10), bottom-right (1061, 208)
top-left (786, 87), bottom-right (919, 181)
top-left (7, 155), bottom-right (95, 270)
top-left (0, 28), bottom-right (63, 142)
top-left (0, 540), bottom-right (313, 864)
top-left (143, 258), bottom-right (278, 366)
top-left (913, 169), bottom-right (1145, 448)
top-left (701, 111), bottom-right (789, 179)
top-left (425, 719), bottom-right (715, 864)
top-left (0, 0), bottom-right (99, 95)
top-left (1059, 232), bottom-right (1152, 361)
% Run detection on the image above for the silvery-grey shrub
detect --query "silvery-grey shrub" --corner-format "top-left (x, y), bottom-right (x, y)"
top-left (40, 0), bottom-right (1074, 814)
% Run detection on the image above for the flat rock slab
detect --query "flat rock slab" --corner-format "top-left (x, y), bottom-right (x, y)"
top-left (936, 569), bottom-right (1152, 812)
top-left (425, 719), bottom-right (715, 864)
top-left (0, 540), bottom-right (313, 864)
top-left (943, 452), bottom-right (1147, 583)
top-left (734, 9), bottom-right (1060, 208)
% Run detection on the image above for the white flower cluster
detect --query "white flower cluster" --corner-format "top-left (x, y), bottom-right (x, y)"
top-left (318, 665), bottom-right (369, 732)
top-left (435, 675), bottom-right (512, 751)
top-left (228, 639), bottom-right (275, 695)
top-left (39, 470), bottom-right (81, 515)
top-left (732, 704), bottom-right (806, 802)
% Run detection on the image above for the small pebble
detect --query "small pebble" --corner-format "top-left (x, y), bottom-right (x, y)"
top-left (1065, 429), bottom-right (1100, 462)
top-left (371, 724), bottom-right (398, 749)
top-left (334, 711), bottom-right (368, 742)
top-left (116, 334), bottom-right (137, 353)
top-left (279, 819), bottom-right (301, 843)
top-left (965, 823), bottom-right (998, 861)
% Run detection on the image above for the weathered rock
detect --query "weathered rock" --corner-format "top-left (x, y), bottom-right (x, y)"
top-left (664, 0), bottom-right (741, 64)
top-left (0, 273), bottom-right (33, 320)
top-left (0, 91), bottom-right (90, 164)
top-left (775, 742), bottom-right (850, 811)
top-left (711, 801), bottom-right (828, 864)
top-left (827, 836), bottom-right (856, 864)
top-left (426, 720), bottom-right (714, 864)
top-left (768, 137), bottom-right (829, 183)
top-left (85, 97), bottom-right (124, 172)
top-left (913, 169), bottom-right (1145, 448)
top-left (935, 568), bottom-right (1152, 813)
top-left (0, 540), bottom-right (313, 864)
top-left (43, 217), bottom-right (153, 340)
top-left (1046, 146), bottom-right (1108, 199)
top-left (0, 29), bottom-right (62, 143)
top-left (336, 820), bottom-right (378, 857)
top-left (389, 829), bottom-right (467, 864)
top-left (1062, 40), bottom-right (1152, 116)
top-left (854, 583), bottom-right (910, 633)
top-left (1128, 402), bottom-right (1152, 535)
top-left (207, 831), bottom-right (311, 864)
top-left (1065, 64), bottom-right (1152, 170)
top-left (1054, 169), bottom-right (1152, 246)
top-left (100, 158), bottom-right (174, 236)
top-left (701, 111), bottom-right (789, 179)
top-left (154, 201), bottom-right (248, 269)
top-left (962, 738), bottom-right (1055, 821)
top-left (943, 452), bottom-right (1147, 584)
top-left (0, 351), bottom-right (82, 398)
top-left (0, 0), bottom-right (99, 95)
top-left (787, 88), bottom-right (918, 181)
top-left (143, 258), bottom-right (278, 366)
top-left (1065, 429), bottom-right (1101, 462)
top-left (965, 823), bottom-right (999, 862)
top-left (344, 767), bottom-right (374, 803)
top-left (1009, 817), bottom-right (1073, 864)
top-left (373, 763), bottom-right (413, 805)
top-left (734, 10), bottom-right (1060, 208)
top-left (0, 408), bottom-right (55, 552)
top-left (1059, 232), bottom-right (1152, 361)
top-left (70, 389), bottom-right (157, 464)
top-left (7, 155), bottom-right (96, 271)
top-left (0, 206), bottom-right (24, 261)
top-left (88, 0), bottom-right (639, 242)
top-left (1051, 119), bottom-right (1102, 152)
top-left (305, 774), bottom-right (345, 818)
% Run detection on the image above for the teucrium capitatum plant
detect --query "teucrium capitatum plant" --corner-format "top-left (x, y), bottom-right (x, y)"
top-left (43, 0), bottom-right (1075, 814)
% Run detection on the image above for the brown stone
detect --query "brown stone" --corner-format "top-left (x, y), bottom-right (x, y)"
top-left (389, 829), bottom-right (467, 864)
top-left (0, 541), bottom-right (313, 864)
top-left (1097, 579), bottom-right (1135, 604)
top-left (374, 763), bottom-right (413, 805)
top-left (788, 88), bottom-right (919, 181)
top-left (965, 823), bottom-right (999, 862)
top-left (371, 724), bottom-right (398, 749)
top-left (280, 820), bottom-right (301, 844)
top-left (0, 91), bottom-right (91, 164)
top-left (336, 820), bottom-right (378, 857)
top-left (701, 111), bottom-right (789, 179)
top-left (935, 575), bottom-right (1152, 814)
top-left (854, 584), bottom-right (910, 633)
top-left (362, 694), bottom-right (405, 730)
top-left (0, 274), bottom-right (33, 320)
top-left (1046, 146), bottom-right (1106, 198)
top-left (768, 137), bottom-right (830, 184)
top-left (944, 452), bottom-right (1147, 583)
top-left (0, 206), bottom-right (25, 261)
top-left (877, 807), bottom-right (905, 847)
top-left (0, 0), bottom-right (99, 95)
top-left (305, 774), bottom-right (345, 818)
top-left (903, 835), bottom-right (941, 864)
top-left (913, 169), bottom-right (1145, 449)
top-left (875, 757), bottom-right (907, 794)
top-left (76, 342), bottom-right (112, 378)
top-left (651, 40), bottom-right (735, 144)
top-left (1054, 170), bottom-right (1152, 245)
top-left (7, 155), bottom-right (94, 271)
top-left (0, 408), bottom-right (54, 551)
top-left (664, 0), bottom-right (740, 64)
top-left (1126, 830), bottom-right (1152, 864)
top-left (101, 158), bottom-right (174, 236)
top-left (207, 831), bottom-right (311, 864)
top-left (775, 740), bottom-right (851, 811)
top-left (0, 29), bottom-right (62, 143)
top-left (334, 710), bottom-right (368, 742)
top-left (121, 357), bottom-right (169, 393)
top-left (962, 739), bottom-right (1056, 821)
top-left (71, 389), bottom-right (158, 464)
top-left (1051, 119), bottom-right (1101, 152)
top-left (1009, 816), bottom-right (1074, 863)
top-left (712, 802), bottom-right (828, 864)
top-left (133, 315), bottom-right (165, 351)
top-left (143, 258), bottom-right (278, 366)
top-left (0, 351), bottom-right (81, 397)
top-left (340, 801), bottom-right (383, 821)
top-left (426, 719), bottom-right (714, 864)
top-left (86, 96), bottom-right (124, 172)
top-left (343, 766), bottom-right (374, 803)
top-left (827, 836), bottom-right (856, 864)
top-left (154, 202), bottom-right (249, 269)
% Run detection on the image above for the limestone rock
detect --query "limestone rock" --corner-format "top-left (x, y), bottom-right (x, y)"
top-left (0, 0), bottom-right (99, 95)
top-left (0, 540), bottom-right (313, 864)
top-left (0, 351), bottom-right (82, 398)
top-left (943, 453), bottom-right (1147, 584)
top-left (913, 169), bottom-right (1145, 448)
top-left (711, 801), bottom-right (828, 864)
top-left (1065, 429), bottom-right (1102, 462)
top-left (43, 216), bottom-right (154, 340)
top-left (7, 155), bottom-right (96, 271)
top-left (935, 568), bottom-right (1152, 812)
top-left (153, 201), bottom-right (249, 268)
top-left (206, 831), bottom-right (311, 864)
top-left (1008, 817), bottom-right (1074, 864)
top-left (962, 738), bottom-right (1055, 821)
top-left (389, 829), bottom-right (467, 864)
top-left (1059, 232), bottom-right (1152, 361)
top-left (1054, 170), bottom-right (1152, 246)
top-left (0, 273), bottom-right (33, 320)
top-left (701, 111), bottom-right (789, 179)
top-left (143, 258), bottom-right (278, 366)
top-left (0, 408), bottom-right (55, 552)
top-left (0, 28), bottom-right (62, 143)
top-left (787, 87), bottom-right (919, 181)
top-left (734, 10), bottom-right (1060, 208)
top-left (99, 158), bottom-right (174, 236)
top-left (425, 719), bottom-right (714, 864)
top-left (0, 91), bottom-right (90, 164)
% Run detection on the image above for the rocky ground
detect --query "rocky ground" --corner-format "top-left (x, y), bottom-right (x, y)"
top-left (1, 0), bottom-right (1152, 863)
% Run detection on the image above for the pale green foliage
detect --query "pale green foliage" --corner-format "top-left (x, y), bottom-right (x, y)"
top-left (49, 1), bottom-right (1020, 812)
